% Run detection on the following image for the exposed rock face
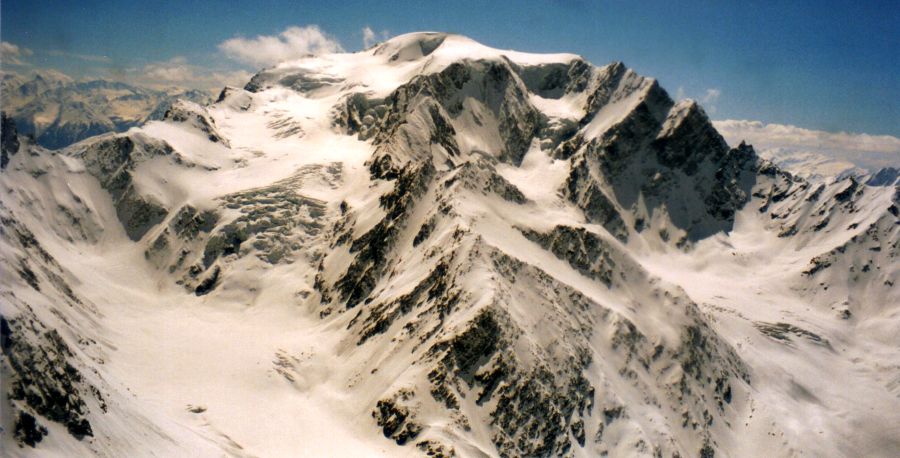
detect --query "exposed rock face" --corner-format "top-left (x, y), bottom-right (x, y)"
top-left (333, 159), bottom-right (435, 308)
top-left (448, 158), bottom-right (528, 204)
top-left (516, 58), bottom-right (593, 100)
top-left (866, 167), bottom-right (900, 186)
top-left (375, 32), bottom-right (448, 62)
top-left (304, 44), bottom-right (762, 454)
top-left (330, 209), bottom-right (749, 457)
top-left (143, 163), bottom-right (338, 298)
top-left (3, 318), bottom-right (95, 441)
top-left (373, 389), bottom-right (423, 445)
top-left (333, 92), bottom-right (388, 141)
top-left (13, 411), bottom-right (48, 447)
top-left (162, 100), bottom-right (230, 146)
top-left (1, 112), bottom-right (21, 170)
top-left (801, 190), bottom-right (900, 300)
top-left (37, 101), bottom-right (116, 150)
top-left (564, 157), bottom-right (631, 242)
top-left (337, 57), bottom-right (541, 169)
top-left (562, 91), bottom-right (759, 244)
top-left (521, 225), bottom-right (619, 286)
top-left (214, 86), bottom-right (253, 112)
top-left (245, 66), bottom-right (346, 94)
top-left (145, 89), bottom-right (213, 122)
top-left (0, 207), bottom-right (104, 448)
top-left (75, 134), bottom-right (174, 240)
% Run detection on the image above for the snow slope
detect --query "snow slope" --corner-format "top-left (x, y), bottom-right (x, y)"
top-left (2, 32), bottom-right (898, 457)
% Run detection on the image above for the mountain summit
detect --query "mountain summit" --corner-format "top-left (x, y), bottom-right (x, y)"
top-left (1, 32), bottom-right (898, 457)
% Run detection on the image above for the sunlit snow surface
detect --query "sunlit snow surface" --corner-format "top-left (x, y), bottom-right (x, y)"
top-left (2, 32), bottom-right (898, 457)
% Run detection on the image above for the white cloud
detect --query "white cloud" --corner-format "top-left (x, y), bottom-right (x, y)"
top-left (713, 119), bottom-right (900, 172)
top-left (94, 56), bottom-right (251, 91)
top-left (361, 27), bottom-right (390, 50)
top-left (700, 88), bottom-right (721, 114)
top-left (701, 88), bottom-right (721, 104)
top-left (142, 56), bottom-right (192, 82)
top-left (361, 26), bottom-right (392, 49)
top-left (362, 26), bottom-right (377, 49)
top-left (2, 41), bottom-right (32, 66)
top-left (219, 25), bottom-right (343, 67)
top-left (4, 45), bottom-right (248, 92)
top-left (673, 87), bottom-right (720, 113)
top-left (47, 49), bottom-right (112, 63)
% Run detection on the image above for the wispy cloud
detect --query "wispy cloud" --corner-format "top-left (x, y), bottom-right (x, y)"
top-left (362, 27), bottom-right (377, 49)
top-left (142, 56), bottom-right (194, 82)
top-left (673, 87), bottom-right (721, 114)
top-left (135, 56), bottom-right (251, 90)
top-left (1, 41), bottom-right (32, 66)
top-left (700, 88), bottom-right (721, 114)
top-left (86, 56), bottom-right (251, 91)
top-left (701, 88), bottom-right (720, 104)
top-left (713, 119), bottom-right (900, 171)
top-left (47, 49), bottom-right (111, 63)
top-left (219, 25), bottom-right (343, 68)
top-left (362, 26), bottom-right (389, 49)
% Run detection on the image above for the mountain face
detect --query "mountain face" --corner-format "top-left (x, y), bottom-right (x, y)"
top-left (1, 33), bottom-right (898, 458)
top-left (1, 71), bottom-right (212, 149)
top-left (866, 167), bottom-right (900, 187)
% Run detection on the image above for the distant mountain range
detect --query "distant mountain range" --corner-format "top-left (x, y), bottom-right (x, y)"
top-left (713, 119), bottom-right (900, 181)
top-left (1, 69), bottom-right (212, 149)
top-left (755, 147), bottom-right (865, 182)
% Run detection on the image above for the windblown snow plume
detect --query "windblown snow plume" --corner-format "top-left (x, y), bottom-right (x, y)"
top-left (2, 33), bottom-right (898, 458)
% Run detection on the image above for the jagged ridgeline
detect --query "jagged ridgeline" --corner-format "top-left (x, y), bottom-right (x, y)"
top-left (1, 32), bottom-right (897, 457)
top-left (311, 34), bottom-right (754, 457)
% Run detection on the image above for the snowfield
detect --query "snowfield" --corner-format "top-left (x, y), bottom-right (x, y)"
top-left (2, 32), bottom-right (898, 457)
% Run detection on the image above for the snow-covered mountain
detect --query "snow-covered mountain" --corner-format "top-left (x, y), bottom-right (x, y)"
top-left (712, 119), bottom-right (900, 182)
top-left (1, 32), bottom-right (898, 457)
top-left (750, 148), bottom-right (864, 182)
top-left (1, 70), bottom-right (211, 149)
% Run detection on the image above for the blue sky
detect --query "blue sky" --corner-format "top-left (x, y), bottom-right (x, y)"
top-left (2, 0), bottom-right (898, 137)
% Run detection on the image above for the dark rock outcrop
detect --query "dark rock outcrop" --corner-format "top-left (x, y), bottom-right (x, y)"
top-left (1, 112), bottom-right (20, 169)
top-left (2, 316), bottom-right (96, 444)
top-left (866, 167), bottom-right (900, 187)
top-left (163, 100), bottom-right (229, 145)
top-left (76, 135), bottom-right (173, 240)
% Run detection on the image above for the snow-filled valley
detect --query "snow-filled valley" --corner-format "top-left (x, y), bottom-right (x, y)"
top-left (1, 32), bottom-right (898, 457)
